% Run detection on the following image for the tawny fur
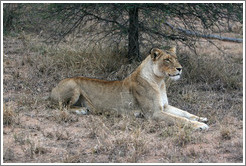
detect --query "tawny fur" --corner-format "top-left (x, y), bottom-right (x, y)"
top-left (51, 47), bottom-right (209, 130)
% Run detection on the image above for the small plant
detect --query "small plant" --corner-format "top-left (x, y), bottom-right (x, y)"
top-left (21, 139), bottom-right (47, 159)
top-left (160, 126), bottom-right (177, 138)
top-left (55, 109), bottom-right (78, 124)
top-left (188, 148), bottom-right (197, 158)
top-left (131, 134), bottom-right (148, 162)
top-left (33, 146), bottom-right (47, 155)
top-left (174, 125), bottom-right (193, 147)
top-left (3, 104), bottom-right (15, 126)
top-left (220, 128), bottom-right (232, 140)
top-left (62, 154), bottom-right (80, 163)
top-left (13, 132), bottom-right (27, 145)
top-left (3, 148), bottom-right (15, 161)
top-left (55, 130), bottom-right (69, 140)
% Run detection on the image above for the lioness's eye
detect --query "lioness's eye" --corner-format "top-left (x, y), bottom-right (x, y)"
top-left (165, 59), bottom-right (170, 62)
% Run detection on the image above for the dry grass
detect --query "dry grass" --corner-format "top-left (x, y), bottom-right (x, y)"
top-left (27, 40), bottom-right (132, 81)
top-left (3, 104), bottom-right (15, 126)
top-left (3, 148), bottom-right (15, 161)
top-left (173, 125), bottom-right (194, 147)
top-left (220, 128), bottom-right (232, 140)
top-left (2, 30), bottom-right (243, 163)
top-left (178, 50), bottom-right (242, 91)
top-left (54, 109), bottom-right (79, 124)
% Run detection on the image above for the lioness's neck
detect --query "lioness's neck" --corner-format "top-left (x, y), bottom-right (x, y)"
top-left (138, 56), bottom-right (165, 85)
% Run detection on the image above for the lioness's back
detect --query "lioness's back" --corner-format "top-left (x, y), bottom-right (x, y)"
top-left (50, 76), bottom-right (138, 111)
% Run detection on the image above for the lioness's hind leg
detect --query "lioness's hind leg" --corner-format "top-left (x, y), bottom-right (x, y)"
top-left (68, 88), bottom-right (80, 108)
top-left (68, 90), bottom-right (91, 115)
top-left (70, 106), bottom-right (89, 115)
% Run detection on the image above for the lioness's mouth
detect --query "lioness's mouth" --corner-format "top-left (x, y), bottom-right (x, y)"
top-left (168, 74), bottom-right (180, 77)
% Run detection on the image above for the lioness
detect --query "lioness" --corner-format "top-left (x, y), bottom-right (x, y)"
top-left (51, 47), bottom-right (209, 130)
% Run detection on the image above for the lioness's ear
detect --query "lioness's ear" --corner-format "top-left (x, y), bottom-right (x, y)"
top-left (150, 48), bottom-right (161, 61)
top-left (167, 46), bottom-right (176, 54)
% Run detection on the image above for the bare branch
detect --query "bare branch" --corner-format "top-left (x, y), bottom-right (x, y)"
top-left (165, 22), bottom-right (243, 43)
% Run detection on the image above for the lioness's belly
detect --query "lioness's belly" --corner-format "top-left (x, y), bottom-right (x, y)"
top-left (78, 78), bottom-right (139, 113)
top-left (90, 91), bottom-right (138, 113)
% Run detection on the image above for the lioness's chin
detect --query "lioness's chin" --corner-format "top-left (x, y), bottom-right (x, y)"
top-left (169, 75), bottom-right (180, 81)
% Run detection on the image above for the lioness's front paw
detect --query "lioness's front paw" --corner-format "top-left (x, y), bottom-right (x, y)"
top-left (196, 123), bottom-right (209, 131)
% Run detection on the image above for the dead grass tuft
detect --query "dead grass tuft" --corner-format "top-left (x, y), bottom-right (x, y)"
top-left (24, 140), bottom-right (47, 159)
top-left (174, 125), bottom-right (195, 147)
top-left (159, 125), bottom-right (178, 138)
top-left (33, 146), bottom-right (48, 155)
top-left (3, 148), bottom-right (15, 161)
top-left (220, 128), bottom-right (232, 140)
top-left (62, 154), bottom-right (81, 163)
top-left (13, 132), bottom-right (30, 145)
top-left (109, 127), bottom-right (149, 162)
top-left (54, 109), bottom-right (79, 124)
top-left (3, 104), bottom-right (15, 126)
top-left (55, 130), bottom-right (70, 140)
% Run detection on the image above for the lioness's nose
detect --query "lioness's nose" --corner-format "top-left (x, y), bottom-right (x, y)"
top-left (176, 67), bottom-right (182, 72)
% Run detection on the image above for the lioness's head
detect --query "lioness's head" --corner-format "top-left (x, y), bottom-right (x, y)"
top-left (150, 47), bottom-right (182, 80)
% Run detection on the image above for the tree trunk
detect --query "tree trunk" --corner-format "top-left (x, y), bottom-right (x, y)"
top-left (128, 6), bottom-right (141, 62)
top-left (4, 4), bottom-right (14, 31)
